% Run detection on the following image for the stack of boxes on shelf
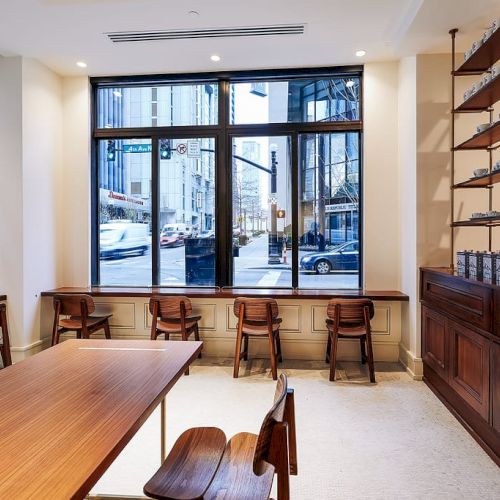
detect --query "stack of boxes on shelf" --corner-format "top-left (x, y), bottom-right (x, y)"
top-left (457, 250), bottom-right (500, 283)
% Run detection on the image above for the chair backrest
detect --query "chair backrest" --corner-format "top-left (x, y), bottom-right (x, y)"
top-left (149, 296), bottom-right (193, 319)
top-left (326, 298), bottom-right (374, 325)
top-left (54, 294), bottom-right (95, 316)
top-left (253, 373), bottom-right (288, 475)
top-left (233, 297), bottom-right (279, 322)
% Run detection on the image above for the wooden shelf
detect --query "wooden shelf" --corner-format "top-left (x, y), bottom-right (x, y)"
top-left (455, 28), bottom-right (500, 75)
top-left (455, 74), bottom-right (500, 112)
top-left (454, 121), bottom-right (500, 150)
top-left (452, 217), bottom-right (500, 227)
top-left (453, 170), bottom-right (500, 188)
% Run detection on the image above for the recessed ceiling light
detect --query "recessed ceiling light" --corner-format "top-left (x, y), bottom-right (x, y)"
top-left (355, 50), bottom-right (366, 57)
top-left (76, 61), bottom-right (87, 68)
top-left (346, 80), bottom-right (355, 88)
top-left (210, 54), bottom-right (221, 62)
top-left (113, 90), bottom-right (122, 98)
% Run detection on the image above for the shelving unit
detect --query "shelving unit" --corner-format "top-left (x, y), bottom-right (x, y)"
top-left (449, 28), bottom-right (500, 267)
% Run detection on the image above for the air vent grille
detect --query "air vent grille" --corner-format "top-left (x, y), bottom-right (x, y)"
top-left (106, 24), bottom-right (305, 43)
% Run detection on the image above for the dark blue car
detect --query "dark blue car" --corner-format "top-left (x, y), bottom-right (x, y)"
top-left (300, 240), bottom-right (359, 274)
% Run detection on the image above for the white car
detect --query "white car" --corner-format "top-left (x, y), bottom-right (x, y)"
top-left (100, 222), bottom-right (149, 259)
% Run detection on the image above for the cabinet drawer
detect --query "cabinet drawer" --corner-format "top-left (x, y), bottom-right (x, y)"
top-left (421, 272), bottom-right (492, 332)
top-left (492, 342), bottom-right (500, 433)
top-left (449, 319), bottom-right (490, 421)
top-left (422, 306), bottom-right (449, 382)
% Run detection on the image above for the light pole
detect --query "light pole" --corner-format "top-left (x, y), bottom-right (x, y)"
top-left (268, 144), bottom-right (280, 264)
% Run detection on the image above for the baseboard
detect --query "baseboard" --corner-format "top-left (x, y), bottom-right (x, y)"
top-left (398, 343), bottom-right (423, 380)
top-left (9, 338), bottom-right (49, 363)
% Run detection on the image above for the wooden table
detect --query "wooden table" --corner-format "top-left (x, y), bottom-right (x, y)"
top-left (0, 339), bottom-right (202, 500)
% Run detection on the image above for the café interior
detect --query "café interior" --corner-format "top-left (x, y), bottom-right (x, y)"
top-left (0, 1), bottom-right (499, 499)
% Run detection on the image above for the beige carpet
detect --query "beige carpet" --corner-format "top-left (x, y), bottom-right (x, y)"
top-left (91, 359), bottom-right (500, 499)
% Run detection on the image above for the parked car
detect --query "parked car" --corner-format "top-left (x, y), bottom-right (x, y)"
top-left (299, 240), bottom-right (359, 274)
top-left (198, 229), bottom-right (215, 238)
top-left (160, 230), bottom-right (184, 248)
top-left (100, 222), bottom-right (149, 259)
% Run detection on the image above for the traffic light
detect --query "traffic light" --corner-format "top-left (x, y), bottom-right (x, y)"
top-left (106, 140), bottom-right (116, 162)
top-left (160, 139), bottom-right (171, 160)
top-left (277, 209), bottom-right (285, 218)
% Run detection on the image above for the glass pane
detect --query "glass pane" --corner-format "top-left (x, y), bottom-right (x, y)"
top-left (99, 138), bottom-right (152, 285)
top-left (230, 77), bottom-right (360, 124)
top-left (159, 138), bottom-right (216, 286)
top-left (97, 83), bottom-right (218, 128)
top-left (299, 132), bottom-right (360, 288)
top-left (232, 136), bottom-right (292, 287)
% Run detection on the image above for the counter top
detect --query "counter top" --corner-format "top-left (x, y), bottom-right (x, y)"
top-left (41, 287), bottom-right (408, 301)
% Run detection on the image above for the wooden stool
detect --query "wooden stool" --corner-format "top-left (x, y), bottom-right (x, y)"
top-left (51, 294), bottom-right (112, 346)
top-left (0, 303), bottom-right (12, 367)
top-left (325, 298), bottom-right (375, 382)
top-left (143, 374), bottom-right (297, 500)
top-left (233, 297), bottom-right (282, 380)
top-left (149, 296), bottom-right (201, 375)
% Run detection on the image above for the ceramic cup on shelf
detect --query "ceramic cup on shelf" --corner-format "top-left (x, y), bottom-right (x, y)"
top-left (471, 212), bottom-right (484, 219)
top-left (471, 82), bottom-right (479, 94)
top-left (464, 89), bottom-right (471, 101)
top-left (492, 19), bottom-right (499, 32)
top-left (473, 168), bottom-right (488, 177)
top-left (476, 123), bottom-right (490, 134)
top-left (494, 161), bottom-right (500, 171)
top-left (464, 49), bottom-right (472, 60)
top-left (493, 66), bottom-right (499, 79)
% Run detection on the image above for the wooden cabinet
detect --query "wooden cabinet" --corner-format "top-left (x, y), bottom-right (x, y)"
top-left (420, 268), bottom-right (500, 463)
top-left (448, 319), bottom-right (490, 420)
top-left (492, 342), bottom-right (500, 433)
top-left (422, 306), bottom-right (449, 382)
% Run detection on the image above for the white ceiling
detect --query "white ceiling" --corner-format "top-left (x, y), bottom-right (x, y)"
top-left (0, 0), bottom-right (499, 77)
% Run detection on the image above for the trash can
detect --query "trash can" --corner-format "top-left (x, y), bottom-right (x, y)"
top-left (185, 238), bottom-right (215, 285)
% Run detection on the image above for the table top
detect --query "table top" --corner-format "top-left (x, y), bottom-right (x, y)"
top-left (0, 339), bottom-right (202, 500)
top-left (41, 286), bottom-right (408, 301)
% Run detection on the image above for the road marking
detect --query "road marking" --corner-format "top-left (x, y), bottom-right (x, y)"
top-left (257, 271), bottom-right (281, 286)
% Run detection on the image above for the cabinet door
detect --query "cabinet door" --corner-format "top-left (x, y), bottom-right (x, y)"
top-left (422, 306), bottom-right (449, 381)
top-left (492, 342), bottom-right (500, 432)
top-left (449, 319), bottom-right (490, 421)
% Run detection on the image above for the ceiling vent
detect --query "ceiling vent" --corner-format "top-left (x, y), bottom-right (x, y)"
top-left (105, 24), bottom-right (305, 43)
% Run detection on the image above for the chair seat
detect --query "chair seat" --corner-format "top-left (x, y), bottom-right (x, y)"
top-left (157, 318), bottom-right (198, 333)
top-left (241, 320), bottom-right (281, 336)
top-left (59, 315), bottom-right (111, 330)
top-left (144, 427), bottom-right (226, 500)
top-left (203, 432), bottom-right (275, 500)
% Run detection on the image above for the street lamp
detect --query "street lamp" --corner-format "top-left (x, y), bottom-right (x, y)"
top-left (268, 143), bottom-right (280, 264)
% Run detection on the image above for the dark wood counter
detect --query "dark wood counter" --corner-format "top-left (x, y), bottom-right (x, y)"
top-left (0, 295), bottom-right (6, 302)
top-left (41, 287), bottom-right (408, 301)
top-left (420, 267), bottom-right (500, 464)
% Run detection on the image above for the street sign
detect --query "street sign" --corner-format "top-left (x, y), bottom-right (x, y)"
top-left (123, 144), bottom-right (152, 154)
top-left (187, 140), bottom-right (201, 158)
top-left (176, 143), bottom-right (187, 155)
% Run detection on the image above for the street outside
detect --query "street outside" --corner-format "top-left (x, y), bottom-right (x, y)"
top-left (100, 233), bottom-right (359, 288)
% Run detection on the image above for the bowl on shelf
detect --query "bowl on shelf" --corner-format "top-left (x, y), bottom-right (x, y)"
top-left (476, 123), bottom-right (491, 134)
top-left (473, 168), bottom-right (488, 177)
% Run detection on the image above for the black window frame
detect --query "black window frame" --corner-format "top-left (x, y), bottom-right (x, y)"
top-left (90, 66), bottom-right (363, 289)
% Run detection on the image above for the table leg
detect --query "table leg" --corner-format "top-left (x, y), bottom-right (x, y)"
top-left (161, 397), bottom-right (166, 463)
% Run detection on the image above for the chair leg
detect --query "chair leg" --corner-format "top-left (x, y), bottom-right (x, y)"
top-left (194, 323), bottom-right (202, 358)
top-left (360, 338), bottom-right (367, 364)
top-left (103, 320), bottom-right (111, 339)
top-left (242, 334), bottom-right (249, 361)
top-left (268, 332), bottom-right (278, 381)
top-left (233, 328), bottom-right (243, 379)
top-left (366, 333), bottom-right (376, 383)
top-left (329, 332), bottom-right (338, 382)
top-left (275, 331), bottom-right (283, 363)
top-left (325, 333), bottom-right (331, 363)
top-left (0, 306), bottom-right (12, 367)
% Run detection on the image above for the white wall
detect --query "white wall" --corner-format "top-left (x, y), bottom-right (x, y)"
top-left (363, 62), bottom-right (401, 290)
top-left (0, 56), bottom-right (24, 346)
top-left (61, 77), bottom-right (91, 286)
top-left (0, 56), bottom-right (63, 357)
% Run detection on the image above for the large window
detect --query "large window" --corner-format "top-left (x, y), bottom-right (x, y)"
top-left (92, 68), bottom-right (362, 288)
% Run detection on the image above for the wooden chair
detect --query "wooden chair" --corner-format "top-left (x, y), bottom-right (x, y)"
top-left (143, 374), bottom-right (297, 500)
top-left (233, 297), bottom-right (283, 380)
top-left (325, 298), bottom-right (375, 382)
top-left (0, 303), bottom-right (12, 367)
top-left (51, 294), bottom-right (112, 346)
top-left (149, 295), bottom-right (202, 375)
